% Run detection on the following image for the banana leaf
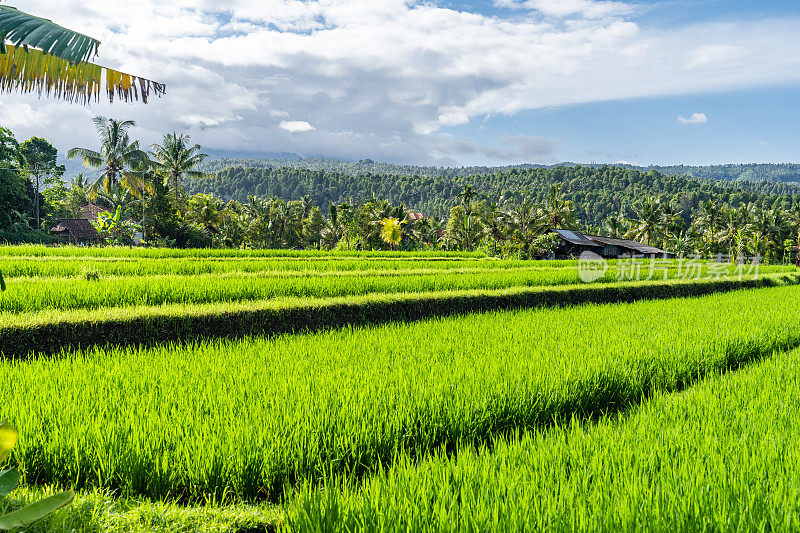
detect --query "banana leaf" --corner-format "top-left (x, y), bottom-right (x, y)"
top-left (0, 490), bottom-right (74, 529)
top-left (0, 422), bottom-right (16, 464)
top-left (0, 468), bottom-right (20, 498)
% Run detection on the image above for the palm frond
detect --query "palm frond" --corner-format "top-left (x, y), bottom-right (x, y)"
top-left (0, 6), bottom-right (99, 64)
top-left (0, 45), bottom-right (165, 103)
top-left (66, 147), bottom-right (103, 168)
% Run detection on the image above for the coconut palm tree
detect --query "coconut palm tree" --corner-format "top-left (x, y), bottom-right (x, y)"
top-left (536, 184), bottom-right (577, 232)
top-left (149, 133), bottom-right (208, 198)
top-left (67, 117), bottom-right (150, 198)
top-left (667, 230), bottom-right (696, 256)
top-left (186, 194), bottom-right (224, 233)
top-left (602, 214), bottom-right (627, 238)
top-left (626, 197), bottom-right (665, 246)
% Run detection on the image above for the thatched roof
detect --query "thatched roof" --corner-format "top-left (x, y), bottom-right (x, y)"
top-left (80, 203), bottom-right (108, 220)
top-left (50, 218), bottom-right (102, 240)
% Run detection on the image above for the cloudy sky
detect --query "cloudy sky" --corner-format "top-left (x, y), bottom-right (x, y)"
top-left (2, 0), bottom-right (800, 166)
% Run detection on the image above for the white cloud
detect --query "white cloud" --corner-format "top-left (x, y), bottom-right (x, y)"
top-left (677, 113), bottom-right (708, 125)
top-left (495, 0), bottom-right (633, 19)
top-left (1, 1), bottom-right (798, 164)
top-left (279, 120), bottom-right (315, 133)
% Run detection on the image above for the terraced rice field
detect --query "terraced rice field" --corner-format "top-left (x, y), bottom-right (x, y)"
top-left (0, 246), bottom-right (798, 532)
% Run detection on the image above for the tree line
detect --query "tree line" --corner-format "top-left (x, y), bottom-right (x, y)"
top-left (3, 118), bottom-right (800, 261)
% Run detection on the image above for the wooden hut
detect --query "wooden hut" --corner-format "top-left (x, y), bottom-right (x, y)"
top-left (49, 218), bottom-right (104, 246)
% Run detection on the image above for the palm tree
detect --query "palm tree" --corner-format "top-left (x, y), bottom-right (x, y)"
top-left (67, 117), bottom-right (150, 198)
top-left (748, 230), bottom-right (773, 261)
top-left (380, 217), bottom-right (404, 249)
top-left (149, 133), bottom-right (208, 198)
top-left (458, 185), bottom-right (477, 208)
top-left (186, 194), bottom-right (223, 233)
top-left (536, 184), bottom-right (577, 232)
top-left (458, 185), bottom-right (478, 246)
top-left (715, 206), bottom-right (753, 260)
top-left (667, 230), bottom-right (695, 256)
top-left (482, 201), bottom-right (509, 255)
top-left (626, 197), bottom-right (665, 246)
top-left (602, 214), bottom-right (627, 238)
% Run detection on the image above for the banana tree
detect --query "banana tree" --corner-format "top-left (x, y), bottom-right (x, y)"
top-left (0, 6), bottom-right (164, 103)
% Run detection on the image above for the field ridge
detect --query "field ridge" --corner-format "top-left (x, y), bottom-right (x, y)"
top-left (1, 273), bottom-right (796, 358)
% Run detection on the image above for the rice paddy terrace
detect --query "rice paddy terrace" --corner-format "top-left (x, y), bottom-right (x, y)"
top-left (1, 245), bottom-right (800, 532)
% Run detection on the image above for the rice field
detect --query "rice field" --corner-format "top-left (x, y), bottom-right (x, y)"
top-left (0, 246), bottom-right (797, 531)
top-left (0, 246), bottom-right (790, 314)
top-left (286, 345), bottom-right (800, 531)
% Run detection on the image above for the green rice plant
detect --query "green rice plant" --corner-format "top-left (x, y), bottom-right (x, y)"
top-left (0, 266), bottom-right (614, 314)
top-left (0, 256), bottom-right (573, 279)
top-left (0, 260), bottom-right (788, 314)
top-left (80, 268), bottom-right (100, 282)
top-left (284, 347), bottom-right (800, 531)
top-left (2, 285), bottom-right (800, 502)
top-left (0, 486), bottom-right (279, 533)
top-left (0, 421), bottom-right (73, 530)
top-left (0, 244), bottom-right (485, 260)
top-left (0, 275), bottom-right (788, 357)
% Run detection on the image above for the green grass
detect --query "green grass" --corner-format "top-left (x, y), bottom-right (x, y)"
top-left (1, 486), bottom-right (280, 532)
top-left (284, 345), bottom-right (800, 532)
top-left (2, 285), bottom-right (800, 504)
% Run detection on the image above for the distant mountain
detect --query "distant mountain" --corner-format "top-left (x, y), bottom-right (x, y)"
top-left (202, 149), bottom-right (302, 161)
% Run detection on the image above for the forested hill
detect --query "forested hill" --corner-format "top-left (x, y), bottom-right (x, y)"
top-left (196, 157), bottom-right (800, 184)
top-left (649, 163), bottom-right (800, 183)
top-left (184, 165), bottom-right (800, 227)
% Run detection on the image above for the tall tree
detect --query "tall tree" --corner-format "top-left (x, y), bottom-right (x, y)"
top-left (626, 197), bottom-right (665, 246)
top-left (536, 184), bottom-right (577, 232)
top-left (380, 217), bottom-right (404, 250)
top-left (19, 136), bottom-right (64, 228)
top-left (67, 117), bottom-right (150, 197)
top-left (149, 132), bottom-right (208, 198)
top-left (0, 127), bottom-right (31, 230)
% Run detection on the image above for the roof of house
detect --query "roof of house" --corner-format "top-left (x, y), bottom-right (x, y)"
top-left (81, 203), bottom-right (109, 220)
top-left (584, 234), bottom-right (668, 255)
top-left (407, 212), bottom-right (424, 221)
top-left (551, 228), bottom-right (669, 255)
top-left (551, 228), bottom-right (601, 247)
top-left (49, 218), bottom-right (103, 240)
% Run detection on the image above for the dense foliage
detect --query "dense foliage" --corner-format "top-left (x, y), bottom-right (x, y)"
top-left (196, 157), bottom-right (800, 184)
top-left (186, 164), bottom-right (800, 223)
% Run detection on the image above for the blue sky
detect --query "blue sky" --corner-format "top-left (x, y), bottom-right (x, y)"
top-left (439, 0), bottom-right (800, 165)
top-left (3, 0), bottom-right (800, 166)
